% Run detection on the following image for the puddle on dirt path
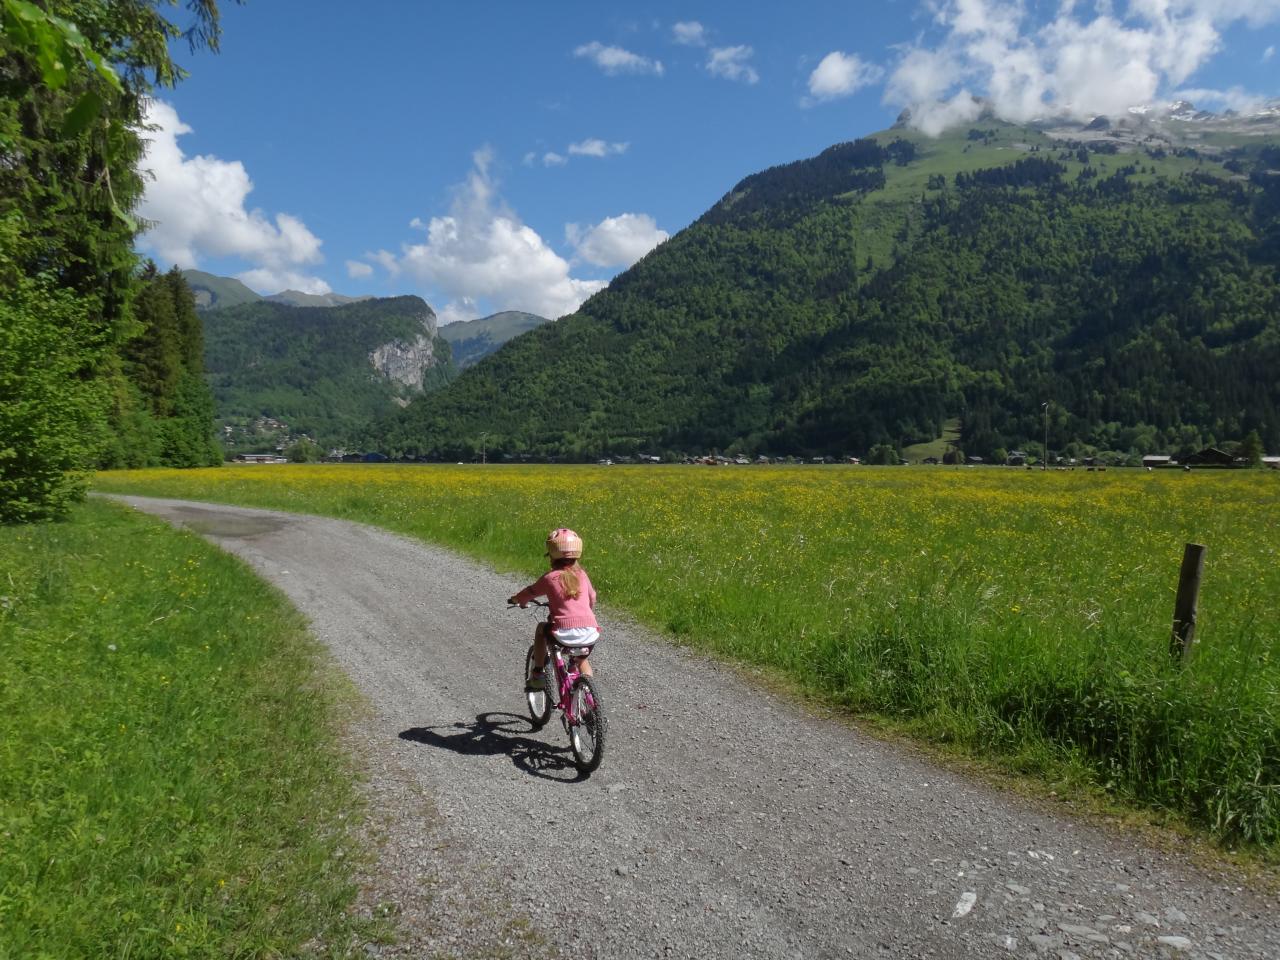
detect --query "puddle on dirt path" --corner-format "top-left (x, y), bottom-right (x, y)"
top-left (172, 507), bottom-right (287, 540)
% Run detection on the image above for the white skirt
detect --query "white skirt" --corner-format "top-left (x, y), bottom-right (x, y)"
top-left (552, 626), bottom-right (599, 647)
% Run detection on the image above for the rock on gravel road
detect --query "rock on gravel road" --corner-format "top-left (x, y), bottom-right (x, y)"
top-left (113, 496), bottom-right (1278, 960)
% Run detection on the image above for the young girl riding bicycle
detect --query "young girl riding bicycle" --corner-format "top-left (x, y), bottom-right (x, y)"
top-left (508, 528), bottom-right (599, 689)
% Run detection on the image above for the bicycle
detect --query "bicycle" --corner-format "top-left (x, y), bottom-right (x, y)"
top-left (510, 600), bottom-right (606, 774)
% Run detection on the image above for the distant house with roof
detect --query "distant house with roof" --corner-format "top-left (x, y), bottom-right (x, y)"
top-left (1142, 454), bottom-right (1174, 469)
top-left (1184, 447), bottom-right (1237, 468)
top-left (1263, 456), bottom-right (1280, 470)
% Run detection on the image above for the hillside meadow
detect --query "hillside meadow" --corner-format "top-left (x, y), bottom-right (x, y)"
top-left (96, 464), bottom-right (1280, 851)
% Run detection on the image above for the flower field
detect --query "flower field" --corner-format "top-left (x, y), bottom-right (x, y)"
top-left (96, 464), bottom-right (1280, 849)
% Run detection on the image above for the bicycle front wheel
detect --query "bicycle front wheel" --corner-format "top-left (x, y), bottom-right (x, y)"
top-left (525, 645), bottom-right (551, 729)
top-left (568, 676), bottom-right (606, 774)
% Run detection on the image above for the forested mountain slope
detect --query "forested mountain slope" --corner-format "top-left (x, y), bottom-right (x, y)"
top-left (204, 296), bottom-right (454, 450)
top-left (377, 122), bottom-right (1280, 462)
top-left (439, 311), bottom-right (549, 368)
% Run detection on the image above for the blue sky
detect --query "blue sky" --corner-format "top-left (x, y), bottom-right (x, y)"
top-left (136, 1), bottom-right (1280, 323)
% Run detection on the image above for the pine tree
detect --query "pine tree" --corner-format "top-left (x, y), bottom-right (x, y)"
top-left (1239, 429), bottom-right (1264, 468)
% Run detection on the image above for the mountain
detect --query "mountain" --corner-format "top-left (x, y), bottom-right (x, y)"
top-left (439, 311), bottom-right (550, 368)
top-left (203, 296), bottom-right (455, 451)
top-left (1026, 97), bottom-right (1280, 150)
top-left (375, 116), bottom-right (1280, 462)
top-left (265, 289), bottom-right (373, 308)
top-left (182, 270), bottom-right (263, 311)
top-left (181, 270), bottom-right (370, 311)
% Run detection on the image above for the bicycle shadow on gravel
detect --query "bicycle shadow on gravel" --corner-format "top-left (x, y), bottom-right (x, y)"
top-left (400, 712), bottom-right (588, 783)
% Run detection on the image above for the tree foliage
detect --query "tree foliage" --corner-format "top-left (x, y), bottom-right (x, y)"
top-left (103, 264), bottom-right (221, 468)
top-left (0, 1), bottom-right (226, 519)
top-left (0, 228), bottom-right (108, 521)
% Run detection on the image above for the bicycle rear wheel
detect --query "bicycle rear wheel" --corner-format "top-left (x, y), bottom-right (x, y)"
top-left (524, 645), bottom-right (551, 728)
top-left (568, 676), bottom-right (605, 774)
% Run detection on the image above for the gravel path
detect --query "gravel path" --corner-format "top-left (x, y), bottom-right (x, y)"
top-left (113, 496), bottom-right (1278, 960)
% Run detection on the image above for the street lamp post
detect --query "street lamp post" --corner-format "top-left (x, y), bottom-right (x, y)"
top-left (1042, 401), bottom-right (1049, 471)
top-left (480, 432), bottom-right (488, 465)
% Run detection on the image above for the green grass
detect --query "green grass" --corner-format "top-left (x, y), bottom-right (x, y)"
top-left (94, 465), bottom-right (1280, 856)
top-left (0, 500), bottom-right (369, 958)
top-left (901, 417), bottom-right (963, 461)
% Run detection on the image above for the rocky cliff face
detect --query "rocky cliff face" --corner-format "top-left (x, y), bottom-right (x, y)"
top-left (369, 307), bottom-right (440, 392)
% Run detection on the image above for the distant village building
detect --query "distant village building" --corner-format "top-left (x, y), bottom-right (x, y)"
top-left (1006, 450), bottom-right (1027, 466)
top-left (1142, 454), bottom-right (1173, 469)
top-left (232, 453), bottom-right (288, 464)
top-left (1262, 456), bottom-right (1280, 470)
top-left (1184, 447), bottom-right (1237, 467)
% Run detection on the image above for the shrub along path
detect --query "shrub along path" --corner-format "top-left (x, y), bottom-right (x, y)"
top-left (108, 495), bottom-right (1279, 960)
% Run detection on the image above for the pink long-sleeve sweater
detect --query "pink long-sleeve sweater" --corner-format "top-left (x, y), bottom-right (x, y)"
top-left (513, 567), bottom-right (598, 629)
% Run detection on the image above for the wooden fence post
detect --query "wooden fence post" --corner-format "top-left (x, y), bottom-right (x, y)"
top-left (1170, 543), bottom-right (1206, 662)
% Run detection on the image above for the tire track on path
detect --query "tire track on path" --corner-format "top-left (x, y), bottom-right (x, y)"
top-left (113, 496), bottom-right (1278, 960)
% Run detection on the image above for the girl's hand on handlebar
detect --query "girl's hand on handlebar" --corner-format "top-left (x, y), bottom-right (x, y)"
top-left (507, 596), bottom-right (526, 608)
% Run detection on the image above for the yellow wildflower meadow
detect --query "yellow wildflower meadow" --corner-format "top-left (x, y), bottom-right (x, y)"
top-left (97, 464), bottom-right (1280, 846)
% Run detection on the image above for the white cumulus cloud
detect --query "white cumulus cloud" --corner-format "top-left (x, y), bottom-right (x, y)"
top-left (369, 249), bottom-right (401, 276)
top-left (566, 213), bottom-right (669, 268)
top-left (673, 21), bottom-right (707, 46)
top-left (574, 41), bottom-right (664, 76)
top-left (391, 147), bottom-right (607, 321)
top-left (543, 151), bottom-right (568, 166)
top-left (1265, 45), bottom-right (1276, 62)
top-left (135, 100), bottom-right (329, 294)
top-left (886, 0), bottom-right (1280, 136)
top-left (568, 138), bottom-right (629, 157)
top-left (807, 51), bottom-right (884, 101)
top-left (707, 45), bottom-right (759, 84)
top-left (345, 260), bottom-right (374, 279)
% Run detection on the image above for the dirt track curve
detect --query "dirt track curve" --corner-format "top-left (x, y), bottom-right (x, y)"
top-left (113, 496), bottom-right (1278, 960)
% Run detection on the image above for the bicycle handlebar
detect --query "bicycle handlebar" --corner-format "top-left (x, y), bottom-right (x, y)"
top-left (508, 599), bottom-right (549, 607)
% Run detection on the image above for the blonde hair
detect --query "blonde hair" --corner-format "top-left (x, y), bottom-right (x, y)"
top-left (553, 557), bottom-right (581, 599)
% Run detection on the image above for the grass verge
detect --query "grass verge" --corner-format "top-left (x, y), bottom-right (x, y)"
top-left (0, 499), bottom-right (369, 958)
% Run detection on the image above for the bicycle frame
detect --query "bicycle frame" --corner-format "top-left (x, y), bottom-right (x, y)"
top-left (516, 600), bottom-right (595, 726)
top-left (546, 644), bottom-right (591, 726)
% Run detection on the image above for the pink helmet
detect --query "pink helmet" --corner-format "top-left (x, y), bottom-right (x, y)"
top-left (546, 527), bottom-right (583, 560)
